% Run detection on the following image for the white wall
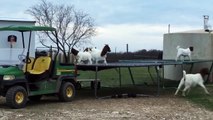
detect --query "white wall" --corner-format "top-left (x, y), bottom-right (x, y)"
top-left (163, 31), bottom-right (213, 80)
top-left (0, 20), bottom-right (36, 57)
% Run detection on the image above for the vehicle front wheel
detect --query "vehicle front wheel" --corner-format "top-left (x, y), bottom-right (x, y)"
top-left (58, 82), bottom-right (75, 102)
top-left (6, 86), bottom-right (27, 109)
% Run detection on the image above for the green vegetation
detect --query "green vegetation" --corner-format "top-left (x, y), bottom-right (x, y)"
top-left (78, 67), bottom-right (159, 87)
top-left (185, 85), bottom-right (213, 111)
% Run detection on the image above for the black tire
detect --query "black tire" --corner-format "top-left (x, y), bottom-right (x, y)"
top-left (58, 82), bottom-right (75, 102)
top-left (6, 86), bottom-right (27, 109)
top-left (28, 95), bottom-right (42, 101)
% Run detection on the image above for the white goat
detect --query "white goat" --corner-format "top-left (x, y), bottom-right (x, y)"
top-left (176, 46), bottom-right (193, 61)
top-left (71, 48), bottom-right (92, 64)
top-left (89, 45), bottom-right (111, 64)
top-left (174, 69), bottom-right (210, 96)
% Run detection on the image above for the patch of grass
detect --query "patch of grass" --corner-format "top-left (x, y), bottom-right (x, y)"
top-left (78, 67), bottom-right (159, 87)
top-left (185, 86), bottom-right (213, 111)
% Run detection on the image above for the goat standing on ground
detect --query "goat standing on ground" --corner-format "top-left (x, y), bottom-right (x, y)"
top-left (90, 45), bottom-right (111, 64)
top-left (176, 46), bottom-right (193, 61)
top-left (71, 48), bottom-right (92, 64)
top-left (174, 69), bottom-right (210, 96)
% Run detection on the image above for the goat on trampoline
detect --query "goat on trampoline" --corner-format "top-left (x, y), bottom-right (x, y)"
top-left (175, 46), bottom-right (193, 61)
top-left (89, 44), bottom-right (111, 64)
top-left (174, 68), bottom-right (210, 96)
top-left (71, 48), bottom-right (92, 64)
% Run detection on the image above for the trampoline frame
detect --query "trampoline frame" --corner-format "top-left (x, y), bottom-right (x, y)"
top-left (76, 59), bottom-right (213, 98)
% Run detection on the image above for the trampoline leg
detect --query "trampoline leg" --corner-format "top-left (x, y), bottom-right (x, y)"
top-left (189, 63), bottom-right (194, 73)
top-left (162, 65), bottom-right (165, 89)
top-left (206, 62), bottom-right (213, 83)
top-left (95, 66), bottom-right (98, 98)
top-left (119, 67), bottom-right (121, 87)
top-left (148, 66), bottom-right (156, 85)
top-left (128, 67), bottom-right (135, 85)
top-left (114, 68), bottom-right (122, 87)
top-left (155, 66), bottom-right (160, 96)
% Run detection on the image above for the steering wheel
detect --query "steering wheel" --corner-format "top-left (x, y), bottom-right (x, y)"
top-left (18, 55), bottom-right (31, 64)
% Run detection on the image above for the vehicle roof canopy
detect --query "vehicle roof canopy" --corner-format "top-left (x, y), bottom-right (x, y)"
top-left (0, 26), bottom-right (56, 32)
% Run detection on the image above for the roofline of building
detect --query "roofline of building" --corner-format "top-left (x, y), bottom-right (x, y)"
top-left (164, 29), bottom-right (213, 34)
top-left (0, 19), bottom-right (36, 23)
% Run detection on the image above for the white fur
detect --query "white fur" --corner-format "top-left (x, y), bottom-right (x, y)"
top-left (175, 46), bottom-right (192, 61)
top-left (76, 51), bottom-right (92, 64)
top-left (174, 70), bottom-right (210, 96)
top-left (90, 48), bottom-right (108, 64)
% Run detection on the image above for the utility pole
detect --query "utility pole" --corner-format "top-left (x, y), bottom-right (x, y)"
top-left (126, 44), bottom-right (129, 53)
top-left (168, 24), bottom-right (170, 33)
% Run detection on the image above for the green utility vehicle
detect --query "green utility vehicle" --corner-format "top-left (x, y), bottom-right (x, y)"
top-left (0, 26), bottom-right (77, 109)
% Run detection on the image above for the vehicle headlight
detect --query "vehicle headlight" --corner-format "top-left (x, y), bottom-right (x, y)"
top-left (3, 75), bottom-right (15, 80)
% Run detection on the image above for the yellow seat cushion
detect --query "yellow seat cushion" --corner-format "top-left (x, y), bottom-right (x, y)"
top-left (28, 70), bottom-right (45, 74)
top-left (28, 56), bottom-right (51, 75)
top-left (23, 57), bottom-right (35, 72)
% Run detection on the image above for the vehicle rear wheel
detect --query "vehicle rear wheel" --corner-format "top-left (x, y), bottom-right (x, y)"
top-left (6, 86), bottom-right (27, 109)
top-left (58, 82), bottom-right (75, 102)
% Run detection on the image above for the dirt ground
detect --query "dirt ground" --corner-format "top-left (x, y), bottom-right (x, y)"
top-left (0, 88), bottom-right (213, 120)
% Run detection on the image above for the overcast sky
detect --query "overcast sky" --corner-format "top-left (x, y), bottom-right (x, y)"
top-left (0, 0), bottom-right (212, 52)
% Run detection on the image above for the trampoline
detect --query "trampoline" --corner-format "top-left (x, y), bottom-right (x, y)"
top-left (76, 59), bottom-right (213, 98)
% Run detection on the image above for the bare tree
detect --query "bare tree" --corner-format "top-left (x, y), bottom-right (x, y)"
top-left (27, 0), bottom-right (96, 63)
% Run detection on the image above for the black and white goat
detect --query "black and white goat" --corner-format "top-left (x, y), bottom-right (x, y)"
top-left (174, 68), bottom-right (210, 96)
top-left (90, 44), bottom-right (111, 64)
top-left (175, 46), bottom-right (193, 61)
top-left (71, 48), bottom-right (92, 64)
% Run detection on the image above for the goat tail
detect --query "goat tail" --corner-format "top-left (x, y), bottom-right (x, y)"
top-left (176, 45), bottom-right (180, 50)
top-left (183, 70), bottom-right (186, 81)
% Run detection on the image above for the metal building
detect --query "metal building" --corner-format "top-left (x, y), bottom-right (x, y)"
top-left (0, 19), bottom-right (36, 57)
top-left (163, 30), bottom-right (213, 80)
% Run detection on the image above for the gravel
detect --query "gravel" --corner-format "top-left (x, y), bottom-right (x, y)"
top-left (0, 93), bottom-right (213, 120)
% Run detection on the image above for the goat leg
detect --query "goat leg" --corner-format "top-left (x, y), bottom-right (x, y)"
top-left (182, 86), bottom-right (190, 96)
top-left (198, 83), bottom-right (210, 95)
top-left (175, 77), bottom-right (184, 95)
top-left (186, 88), bottom-right (191, 95)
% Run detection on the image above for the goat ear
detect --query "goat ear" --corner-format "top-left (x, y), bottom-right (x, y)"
top-left (189, 46), bottom-right (194, 51)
